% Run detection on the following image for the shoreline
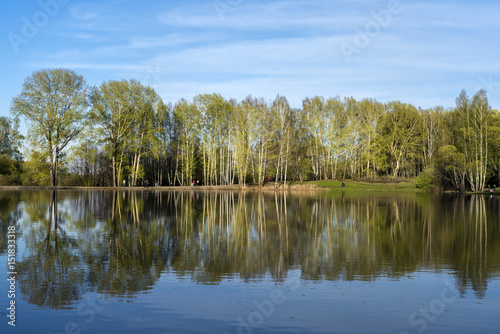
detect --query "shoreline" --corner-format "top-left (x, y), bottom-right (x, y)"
top-left (0, 181), bottom-right (496, 194)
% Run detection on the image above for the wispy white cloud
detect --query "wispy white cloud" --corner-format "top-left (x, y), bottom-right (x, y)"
top-left (69, 6), bottom-right (100, 21)
top-left (3, 0), bottom-right (500, 117)
top-left (400, 2), bottom-right (500, 29)
top-left (127, 33), bottom-right (220, 49)
top-left (149, 36), bottom-right (343, 74)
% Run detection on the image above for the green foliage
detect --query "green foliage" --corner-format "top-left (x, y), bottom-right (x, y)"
top-left (21, 151), bottom-right (50, 186)
top-left (434, 145), bottom-right (465, 192)
top-left (173, 98), bottom-right (201, 185)
top-left (375, 101), bottom-right (422, 178)
top-left (89, 79), bottom-right (140, 187)
top-left (0, 116), bottom-right (24, 160)
top-left (416, 167), bottom-right (438, 191)
top-left (58, 173), bottom-right (86, 186)
top-left (0, 116), bottom-right (23, 185)
top-left (488, 111), bottom-right (500, 184)
top-left (11, 68), bottom-right (88, 186)
top-left (452, 89), bottom-right (491, 191)
top-left (0, 154), bottom-right (22, 185)
top-left (89, 79), bottom-right (165, 186)
top-left (297, 158), bottom-right (314, 181)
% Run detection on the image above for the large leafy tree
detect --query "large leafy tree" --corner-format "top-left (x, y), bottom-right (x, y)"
top-left (128, 85), bottom-right (165, 186)
top-left (89, 79), bottom-right (164, 187)
top-left (154, 102), bottom-right (174, 186)
top-left (375, 101), bottom-right (422, 178)
top-left (89, 80), bottom-right (135, 187)
top-left (11, 69), bottom-right (88, 187)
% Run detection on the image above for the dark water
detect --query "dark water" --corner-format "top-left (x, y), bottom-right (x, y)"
top-left (1, 190), bottom-right (500, 333)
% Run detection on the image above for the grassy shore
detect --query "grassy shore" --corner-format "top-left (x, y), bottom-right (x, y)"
top-left (2, 180), bottom-right (496, 194)
top-left (0, 180), bottom-right (421, 192)
top-left (307, 179), bottom-right (421, 192)
top-left (308, 179), bottom-right (496, 194)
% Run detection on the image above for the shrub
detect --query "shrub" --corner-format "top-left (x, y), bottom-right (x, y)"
top-left (416, 167), bottom-right (439, 191)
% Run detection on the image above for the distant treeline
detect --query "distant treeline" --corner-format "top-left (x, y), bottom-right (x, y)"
top-left (3, 68), bottom-right (499, 191)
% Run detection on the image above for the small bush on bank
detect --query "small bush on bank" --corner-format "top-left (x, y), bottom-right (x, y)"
top-left (416, 167), bottom-right (439, 191)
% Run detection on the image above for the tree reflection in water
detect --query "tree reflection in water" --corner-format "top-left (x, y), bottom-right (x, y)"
top-left (3, 190), bottom-right (499, 309)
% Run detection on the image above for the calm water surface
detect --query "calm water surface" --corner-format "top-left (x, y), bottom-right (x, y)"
top-left (1, 190), bottom-right (499, 333)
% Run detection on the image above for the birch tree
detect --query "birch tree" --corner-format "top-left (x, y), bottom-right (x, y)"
top-left (454, 89), bottom-right (491, 191)
top-left (155, 102), bottom-right (174, 185)
top-left (172, 99), bottom-right (200, 186)
top-left (358, 98), bottom-right (384, 178)
top-left (421, 107), bottom-right (443, 167)
top-left (302, 96), bottom-right (326, 180)
top-left (271, 95), bottom-right (293, 187)
top-left (468, 90), bottom-right (490, 191)
top-left (128, 85), bottom-right (164, 186)
top-left (250, 98), bottom-right (273, 185)
top-left (233, 97), bottom-right (259, 186)
top-left (343, 97), bottom-right (363, 178)
top-left (324, 97), bottom-right (344, 179)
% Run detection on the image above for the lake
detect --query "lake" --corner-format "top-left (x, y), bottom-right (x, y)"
top-left (1, 189), bottom-right (499, 333)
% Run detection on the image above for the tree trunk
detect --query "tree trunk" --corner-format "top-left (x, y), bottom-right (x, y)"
top-left (284, 139), bottom-right (289, 189)
top-left (49, 143), bottom-right (55, 187)
top-left (135, 152), bottom-right (142, 185)
top-left (117, 154), bottom-right (124, 188)
top-left (54, 151), bottom-right (59, 187)
top-left (112, 153), bottom-right (117, 188)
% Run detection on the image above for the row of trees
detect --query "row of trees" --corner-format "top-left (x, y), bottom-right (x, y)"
top-left (6, 68), bottom-right (500, 191)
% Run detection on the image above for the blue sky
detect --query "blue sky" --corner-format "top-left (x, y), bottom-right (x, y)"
top-left (2, 0), bottom-right (500, 130)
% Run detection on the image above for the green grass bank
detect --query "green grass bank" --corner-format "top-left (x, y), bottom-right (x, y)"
top-left (306, 179), bottom-right (421, 192)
